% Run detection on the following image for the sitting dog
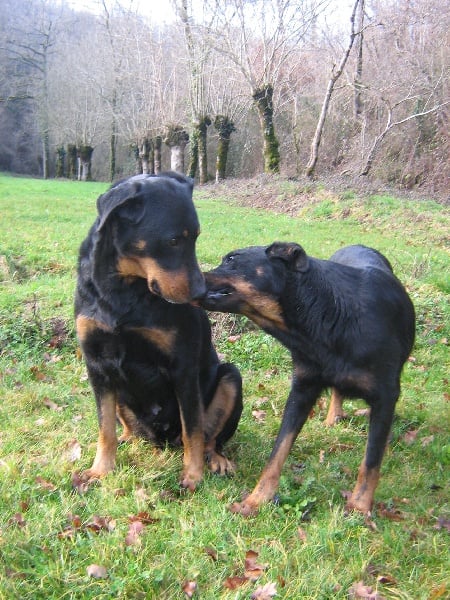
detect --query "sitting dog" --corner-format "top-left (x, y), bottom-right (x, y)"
top-left (201, 243), bottom-right (415, 515)
top-left (75, 172), bottom-right (242, 490)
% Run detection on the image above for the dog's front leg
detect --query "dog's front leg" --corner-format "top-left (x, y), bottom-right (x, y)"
top-left (82, 390), bottom-right (118, 481)
top-left (231, 379), bottom-right (321, 516)
top-left (176, 376), bottom-right (205, 491)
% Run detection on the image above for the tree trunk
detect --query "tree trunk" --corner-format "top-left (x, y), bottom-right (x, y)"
top-left (252, 85), bottom-right (280, 174)
top-left (164, 126), bottom-right (189, 173)
top-left (354, 0), bottom-right (365, 118)
top-left (305, 0), bottom-right (362, 178)
top-left (55, 146), bottom-right (66, 178)
top-left (197, 116), bottom-right (211, 184)
top-left (78, 145), bottom-right (94, 181)
top-left (109, 116), bottom-right (117, 181)
top-left (42, 133), bottom-right (50, 179)
top-left (188, 128), bottom-right (199, 179)
top-left (154, 136), bottom-right (162, 174)
top-left (214, 115), bottom-right (236, 182)
top-left (67, 144), bottom-right (77, 180)
top-left (139, 138), bottom-right (151, 174)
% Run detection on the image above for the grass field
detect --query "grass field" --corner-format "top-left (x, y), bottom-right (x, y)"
top-left (0, 173), bottom-right (448, 599)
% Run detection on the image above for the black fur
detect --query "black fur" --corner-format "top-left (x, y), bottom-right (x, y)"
top-left (75, 172), bottom-right (242, 490)
top-left (201, 243), bottom-right (415, 514)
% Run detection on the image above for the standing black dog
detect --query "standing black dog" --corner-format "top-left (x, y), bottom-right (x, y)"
top-left (201, 243), bottom-right (415, 515)
top-left (75, 172), bottom-right (242, 491)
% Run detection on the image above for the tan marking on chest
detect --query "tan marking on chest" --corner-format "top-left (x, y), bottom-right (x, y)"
top-left (76, 315), bottom-right (112, 342)
top-left (128, 326), bottom-right (176, 355)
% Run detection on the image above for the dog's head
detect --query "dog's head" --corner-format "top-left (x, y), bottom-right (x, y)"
top-left (95, 172), bottom-right (205, 304)
top-left (201, 242), bottom-right (309, 329)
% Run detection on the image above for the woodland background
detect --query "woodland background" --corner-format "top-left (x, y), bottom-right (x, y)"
top-left (0, 0), bottom-right (448, 199)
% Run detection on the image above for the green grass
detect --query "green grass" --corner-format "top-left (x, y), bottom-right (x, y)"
top-left (0, 173), bottom-right (448, 599)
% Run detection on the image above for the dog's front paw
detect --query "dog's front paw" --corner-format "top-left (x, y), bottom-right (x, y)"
top-left (180, 471), bottom-right (202, 492)
top-left (206, 451), bottom-right (236, 476)
top-left (229, 500), bottom-right (259, 517)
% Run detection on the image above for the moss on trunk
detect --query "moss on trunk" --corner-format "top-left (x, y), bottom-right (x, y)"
top-left (214, 115), bottom-right (236, 182)
top-left (252, 85), bottom-right (280, 174)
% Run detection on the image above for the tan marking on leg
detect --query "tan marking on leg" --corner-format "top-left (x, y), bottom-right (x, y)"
top-left (116, 404), bottom-right (136, 442)
top-left (180, 426), bottom-right (205, 491)
top-left (204, 375), bottom-right (237, 475)
top-left (325, 388), bottom-right (346, 426)
top-left (82, 391), bottom-right (118, 481)
top-left (230, 431), bottom-right (297, 516)
top-left (346, 462), bottom-right (380, 514)
top-left (76, 315), bottom-right (112, 343)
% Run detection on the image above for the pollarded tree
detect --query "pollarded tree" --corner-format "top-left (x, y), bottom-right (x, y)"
top-left (207, 0), bottom-right (327, 174)
top-left (164, 125), bottom-right (189, 172)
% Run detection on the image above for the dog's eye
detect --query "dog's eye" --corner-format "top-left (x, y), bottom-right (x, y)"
top-left (169, 238), bottom-right (179, 247)
top-left (225, 255), bottom-right (235, 263)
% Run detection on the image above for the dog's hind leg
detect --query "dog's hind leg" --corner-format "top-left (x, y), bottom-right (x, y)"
top-left (230, 378), bottom-right (321, 516)
top-left (325, 388), bottom-right (347, 426)
top-left (346, 391), bottom-right (397, 514)
top-left (204, 364), bottom-right (243, 476)
top-left (82, 390), bottom-right (118, 481)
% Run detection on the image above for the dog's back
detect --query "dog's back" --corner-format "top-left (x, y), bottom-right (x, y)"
top-left (330, 244), bottom-right (393, 274)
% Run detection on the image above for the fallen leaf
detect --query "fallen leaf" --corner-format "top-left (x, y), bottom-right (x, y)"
top-left (402, 429), bottom-right (419, 445)
top-left (348, 580), bottom-right (386, 599)
top-left (65, 439), bottom-right (82, 462)
top-left (376, 502), bottom-right (405, 521)
top-left (204, 546), bottom-right (218, 561)
top-left (223, 576), bottom-right (248, 590)
top-left (71, 471), bottom-right (93, 494)
top-left (252, 410), bottom-right (266, 423)
top-left (354, 408), bottom-right (371, 417)
top-left (182, 580), bottom-right (197, 597)
top-left (35, 476), bottom-right (57, 492)
top-left (319, 449), bottom-right (326, 463)
top-left (421, 435), bottom-right (434, 447)
top-left (251, 581), bottom-right (277, 599)
top-left (434, 517), bottom-right (450, 532)
top-left (43, 398), bottom-right (63, 411)
top-left (377, 574), bottom-right (397, 585)
top-left (85, 515), bottom-right (115, 533)
top-left (87, 564), bottom-right (108, 579)
top-left (125, 520), bottom-right (144, 546)
top-left (244, 550), bottom-right (267, 581)
top-left (297, 526), bottom-right (308, 542)
top-left (227, 335), bottom-right (241, 343)
top-left (9, 513), bottom-right (26, 527)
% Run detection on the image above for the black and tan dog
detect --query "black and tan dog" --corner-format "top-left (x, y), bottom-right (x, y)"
top-left (201, 243), bottom-right (415, 515)
top-left (75, 172), bottom-right (242, 490)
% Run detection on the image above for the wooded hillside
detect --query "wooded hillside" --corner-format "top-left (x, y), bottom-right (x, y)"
top-left (0, 0), bottom-right (448, 198)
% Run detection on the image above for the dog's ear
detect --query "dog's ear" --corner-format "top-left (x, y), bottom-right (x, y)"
top-left (96, 180), bottom-right (145, 231)
top-left (266, 242), bottom-right (309, 272)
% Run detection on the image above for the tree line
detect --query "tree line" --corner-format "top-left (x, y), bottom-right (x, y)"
top-left (0, 0), bottom-right (448, 197)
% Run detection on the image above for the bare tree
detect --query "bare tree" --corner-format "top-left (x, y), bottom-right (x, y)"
top-left (305, 0), bottom-right (363, 178)
top-left (209, 0), bottom-right (325, 174)
top-left (360, 94), bottom-right (450, 176)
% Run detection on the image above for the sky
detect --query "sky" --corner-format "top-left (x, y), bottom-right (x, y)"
top-left (66, 0), bottom-right (177, 23)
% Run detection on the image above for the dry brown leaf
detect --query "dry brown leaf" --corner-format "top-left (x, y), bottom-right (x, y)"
top-left (125, 520), bottom-right (144, 546)
top-left (223, 576), bottom-right (249, 590)
top-left (204, 546), bottom-right (218, 561)
top-left (244, 550), bottom-right (267, 581)
top-left (35, 476), bottom-right (57, 492)
top-left (43, 397), bottom-right (63, 411)
top-left (402, 429), bottom-right (419, 445)
top-left (348, 580), bottom-right (386, 599)
top-left (9, 513), bottom-right (26, 527)
top-left (428, 584), bottom-right (448, 598)
top-left (297, 526), bottom-right (308, 542)
top-left (252, 410), bottom-right (267, 423)
top-left (182, 580), bottom-right (197, 597)
top-left (87, 564), bottom-right (108, 579)
top-left (251, 582), bottom-right (277, 599)
top-left (65, 439), bottom-right (82, 462)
